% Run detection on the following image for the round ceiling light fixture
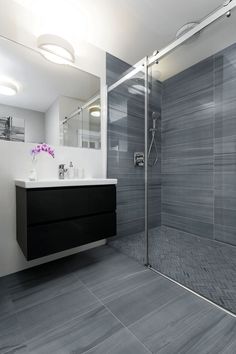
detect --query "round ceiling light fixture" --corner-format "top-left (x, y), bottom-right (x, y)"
top-left (89, 106), bottom-right (101, 118)
top-left (0, 81), bottom-right (18, 96)
top-left (37, 34), bottom-right (75, 65)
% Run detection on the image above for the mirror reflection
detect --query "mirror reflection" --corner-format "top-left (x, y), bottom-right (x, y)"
top-left (0, 36), bottom-right (101, 149)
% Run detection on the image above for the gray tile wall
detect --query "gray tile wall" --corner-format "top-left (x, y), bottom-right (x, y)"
top-left (162, 43), bottom-right (236, 247)
top-left (107, 53), bottom-right (162, 238)
top-left (107, 44), bottom-right (236, 248)
top-left (214, 43), bottom-right (236, 246)
top-left (161, 56), bottom-right (215, 240)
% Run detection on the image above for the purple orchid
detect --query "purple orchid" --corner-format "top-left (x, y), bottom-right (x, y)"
top-left (31, 143), bottom-right (55, 158)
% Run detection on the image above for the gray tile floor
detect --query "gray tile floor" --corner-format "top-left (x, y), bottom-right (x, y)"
top-left (0, 245), bottom-right (236, 353)
top-left (109, 226), bottom-right (236, 315)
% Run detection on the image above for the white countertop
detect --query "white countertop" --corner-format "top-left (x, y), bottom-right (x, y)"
top-left (15, 178), bottom-right (117, 189)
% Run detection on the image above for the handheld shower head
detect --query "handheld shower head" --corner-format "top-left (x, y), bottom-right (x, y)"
top-left (148, 111), bottom-right (160, 166)
top-left (151, 111), bottom-right (160, 130)
top-left (152, 111), bottom-right (160, 120)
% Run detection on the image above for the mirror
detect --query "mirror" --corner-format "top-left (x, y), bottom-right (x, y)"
top-left (0, 36), bottom-right (101, 149)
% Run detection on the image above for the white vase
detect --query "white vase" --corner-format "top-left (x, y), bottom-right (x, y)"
top-left (28, 168), bottom-right (37, 181)
top-left (29, 156), bottom-right (37, 181)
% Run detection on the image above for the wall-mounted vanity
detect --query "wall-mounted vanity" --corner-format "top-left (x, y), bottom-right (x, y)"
top-left (0, 26), bottom-right (108, 277)
top-left (15, 179), bottom-right (117, 260)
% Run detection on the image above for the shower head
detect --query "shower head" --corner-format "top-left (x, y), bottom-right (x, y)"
top-left (150, 111), bottom-right (161, 131)
top-left (152, 111), bottom-right (160, 120)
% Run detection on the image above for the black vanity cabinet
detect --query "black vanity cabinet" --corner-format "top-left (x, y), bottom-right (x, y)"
top-left (16, 184), bottom-right (116, 260)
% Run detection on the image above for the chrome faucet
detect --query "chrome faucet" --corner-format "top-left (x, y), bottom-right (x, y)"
top-left (58, 164), bottom-right (67, 179)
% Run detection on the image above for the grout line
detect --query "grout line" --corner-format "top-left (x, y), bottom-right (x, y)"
top-left (148, 266), bottom-right (236, 318)
top-left (79, 279), bottom-right (152, 354)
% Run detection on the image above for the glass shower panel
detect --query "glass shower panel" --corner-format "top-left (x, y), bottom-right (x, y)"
top-left (107, 67), bottom-right (146, 263)
top-left (147, 9), bottom-right (236, 315)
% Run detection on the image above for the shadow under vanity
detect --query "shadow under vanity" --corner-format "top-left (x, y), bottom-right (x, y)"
top-left (15, 179), bottom-right (117, 260)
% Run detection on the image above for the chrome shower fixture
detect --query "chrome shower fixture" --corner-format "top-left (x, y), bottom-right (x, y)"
top-left (147, 111), bottom-right (160, 167)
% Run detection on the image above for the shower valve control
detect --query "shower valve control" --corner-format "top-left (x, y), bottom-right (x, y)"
top-left (134, 152), bottom-right (145, 167)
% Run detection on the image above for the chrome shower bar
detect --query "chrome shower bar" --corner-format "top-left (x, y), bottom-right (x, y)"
top-left (61, 93), bottom-right (100, 125)
top-left (148, 0), bottom-right (236, 67)
top-left (107, 0), bottom-right (236, 93)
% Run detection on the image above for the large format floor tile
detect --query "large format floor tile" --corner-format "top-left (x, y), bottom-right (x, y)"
top-left (129, 292), bottom-right (236, 354)
top-left (0, 245), bottom-right (235, 353)
top-left (16, 279), bottom-right (99, 341)
top-left (91, 269), bottom-right (158, 303)
top-left (73, 246), bottom-right (145, 289)
top-left (86, 328), bottom-right (150, 354)
top-left (26, 306), bottom-right (123, 354)
top-left (0, 314), bottom-right (27, 354)
top-left (105, 276), bottom-right (185, 327)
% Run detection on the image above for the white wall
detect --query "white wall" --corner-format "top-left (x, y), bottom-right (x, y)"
top-left (58, 96), bottom-right (84, 147)
top-left (45, 99), bottom-right (60, 146)
top-left (0, 103), bottom-right (45, 143)
top-left (0, 0), bottom-right (108, 277)
top-left (0, 139), bottom-right (105, 277)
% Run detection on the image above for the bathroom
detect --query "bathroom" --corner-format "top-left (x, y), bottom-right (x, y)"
top-left (0, 0), bottom-right (236, 353)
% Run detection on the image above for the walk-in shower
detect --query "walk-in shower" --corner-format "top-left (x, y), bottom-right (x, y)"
top-left (107, 0), bottom-right (236, 317)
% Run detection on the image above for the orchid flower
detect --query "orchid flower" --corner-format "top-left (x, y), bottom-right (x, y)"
top-left (31, 143), bottom-right (55, 158)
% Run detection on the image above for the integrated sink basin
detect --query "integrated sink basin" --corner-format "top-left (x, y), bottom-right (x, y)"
top-left (15, 178), bottom-right (117, 189)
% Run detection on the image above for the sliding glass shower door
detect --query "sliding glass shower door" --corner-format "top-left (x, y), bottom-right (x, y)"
top-left (147, 8), bottom-right (236, 315)
top-left (107, 57), bottom-right (147, 263)
top-left (107, 4), bottom-right (236, 314)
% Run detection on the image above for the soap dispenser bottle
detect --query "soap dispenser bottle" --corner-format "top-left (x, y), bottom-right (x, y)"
top-left (68, 161), bottom-right (74, 179)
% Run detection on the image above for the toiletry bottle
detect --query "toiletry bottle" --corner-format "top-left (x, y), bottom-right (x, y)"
top-left (68, 161), bottom-right (74, 179)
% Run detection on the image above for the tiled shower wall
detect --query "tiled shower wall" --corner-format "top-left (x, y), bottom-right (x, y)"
top-left (162, 42), bottom-right (236, 247)
top-left (107, 43), bottom-right (236, 248)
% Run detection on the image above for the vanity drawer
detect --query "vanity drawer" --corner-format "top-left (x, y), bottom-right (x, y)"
top-left (26, 185), bottom-right (116, 225)
top-left (27, 212), bottom-right (116, 260)
top-left (16, 184), bottom-right (117, 260)
top-left (89, 185), bottom-right (116, 214)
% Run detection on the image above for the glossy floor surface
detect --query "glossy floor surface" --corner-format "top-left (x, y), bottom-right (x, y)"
top-left (109, 226), bottom-right (236, 315)
top-left (0, 245), bottom-right (236, 353)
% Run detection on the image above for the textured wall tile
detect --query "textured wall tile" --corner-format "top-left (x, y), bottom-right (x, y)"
top-left (162, 213), bottom-right (213, 239)
top-left (162, 187), bottom-right (213, 206)
top-left (162, 173), bottom-right (213, 189)
top-left (215, 207), bottom-right (236, 229)
top-left (162, 202), bottom-right (213, 224)
top-left (106, 53), bottom-right (132, 87)
top-left (214, 224), bottom-right (236, 246)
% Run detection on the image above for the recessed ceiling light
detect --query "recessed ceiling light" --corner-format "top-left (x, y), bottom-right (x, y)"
top-left (89, 106), bottom-right (101, 117)
top-left (0, 81), bottom-right (18, 96)
top-left (37, 34), bottom-right (75, 65)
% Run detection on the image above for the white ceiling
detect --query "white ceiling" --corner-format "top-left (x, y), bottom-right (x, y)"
top-left (12, 0), bottom-right (224, 65)
top-left (0, 0), bottom-right (235, 85)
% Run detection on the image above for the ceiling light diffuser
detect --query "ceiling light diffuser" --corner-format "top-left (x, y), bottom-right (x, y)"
top-left (0, 81), bottom-right (18, 96)
top-left (37, 34), bottom-right (75, 65)
top-left (89, 106), bottom-right (101, 118)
